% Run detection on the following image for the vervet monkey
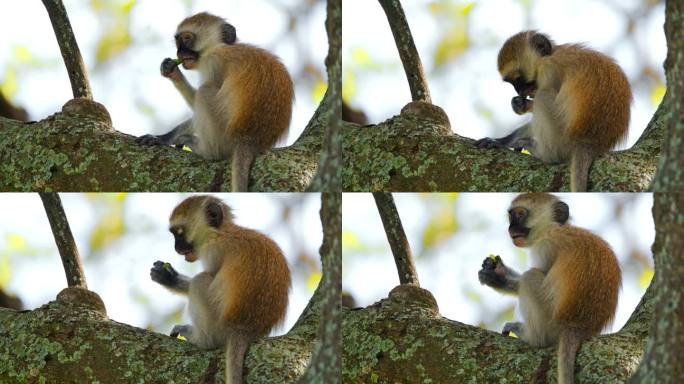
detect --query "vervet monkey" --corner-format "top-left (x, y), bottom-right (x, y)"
top-left (478, 193), bottom-right (621, 384)
top-left (475, 31), bottom-right (631, 192)
top-left (150, 195), bottom-right (291, 384)
top-left (138, 12), bottom-right (294, 192)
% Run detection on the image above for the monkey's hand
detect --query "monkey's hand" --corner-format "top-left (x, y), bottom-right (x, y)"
top-left (160, 58), bottom-right (183, 81)
top-left (478, 255), bottom-right (511, 289)
top-left (150, 260), bottom-right (180, 288)
top-left (511, 96), bottom-right (533, 115)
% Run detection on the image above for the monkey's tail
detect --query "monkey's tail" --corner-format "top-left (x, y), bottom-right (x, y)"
top-left (225, 332), bottom-right (252, 384)
top-left (557, 329), bottom-right (584, 384)
top-left (231, 143), bottom-right (256, 192)
top-left (570, 147), bottom-right (594, 192)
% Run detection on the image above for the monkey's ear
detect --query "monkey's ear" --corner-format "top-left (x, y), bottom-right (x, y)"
top-left (205, 202), bottom-right (223, 228)
top-left (222, 23), bottom-right (237, 45)
top-left (530, 33), bottom-right (552, 57)
top-left (552, 201), bottom-right (569, 224)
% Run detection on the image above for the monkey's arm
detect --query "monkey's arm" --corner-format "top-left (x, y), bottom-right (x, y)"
top-left (150, 260), bottom-right (191, 294)
top-left (475, 123), bottom-right (535, 153)
top-left (160, 58), bottom-right (196, 108)
top-left (478, 255), bottom-right (522, 294)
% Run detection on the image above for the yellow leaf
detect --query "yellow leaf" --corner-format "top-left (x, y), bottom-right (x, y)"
top-left (13, 46), bottom-right (33, 63)
top-left (351, 47), bottom-right (372, 66)
top-left (306, 271), bottom-right (322, 291)
top-left (120, 0), bottom-right (136, 14)
top-left (342, 230), bottom-right (361, 250)
top-left (0, 255), bottom-right (11, 288)
top-left (342, 70), bottom-right (357, 102)
top-left (422, 210), bottom-right (458, 249)
top-left (0, 68), bottom-right (18, 98)
top-left (651, 84), bottom-right (666, 106)
top-left (312, 80), bottom-right (327, 104)
top-left (461, 2), bottom-right (476, 16)
top-left (95, 25), bottom-right (132, 63)
top-left (521, 149), bottom-right (531, 155)
top-left (639, 267), bottom-right (654, 289)
top-left (182, 145), bottom-right (192, 152)
top-left (6, 234), bottom-right (27, 252)
top-left (90, 215), bottom-right (125, 252)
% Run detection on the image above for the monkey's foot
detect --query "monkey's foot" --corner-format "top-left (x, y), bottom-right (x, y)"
top-left (170, 324), bottom-right (192, 339)
top-left (150, 260), bottom-right (179, 287)
top-left (478, 255), bottom-right (509, 288)
top-left (502, 322), bottom-right (522, 337)
top-left (474, 138), bottom-right (505, 149)
top-left (136, 135), bottom-right (166, 146)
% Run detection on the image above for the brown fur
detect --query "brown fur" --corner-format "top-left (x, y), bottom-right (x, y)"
top-left (508, 193), bottom-right (621, 384)
top-left (497, 31), bottom-right (631, 191)
top-left (169, 195), bottom-right (291, 384)
top-left (175, 13), bottom-right (293, 191)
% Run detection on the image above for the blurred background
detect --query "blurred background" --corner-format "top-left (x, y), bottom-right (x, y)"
top-left (0, 0), bottom-right (327, 144)
top-left (343, 0), bottom-right (665, 147)
top-left (342, 193), bottom-right (654, 334)
top-left (0, 193), bottom-right (323, 337)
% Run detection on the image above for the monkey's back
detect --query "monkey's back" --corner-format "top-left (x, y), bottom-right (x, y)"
top-left (214, 225), bottom-right (291, 337)
top-left (545, 45), bottom-right (631, 154)
top-left (541, 225), bottom-right (621, 335)
top-left (211, 44), bottom-right (294, 151)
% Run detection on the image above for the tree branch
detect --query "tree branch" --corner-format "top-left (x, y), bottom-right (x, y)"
top-left (297, 192), bottom-right (342, 383)
top-left (652, 0), bottom-right (684, 191)
top-left (41, 0), bottom-right (92, 99)
top-left (307, 0), bottom-right (342, 193)
top-left (378, 0), bottom-right (431, 103)
top-left (39, 192), bottom-right (87, 289)
top-left (373, 192), bottom-right (420, 285)
top-left (343, 101), bottom-right (662, 192)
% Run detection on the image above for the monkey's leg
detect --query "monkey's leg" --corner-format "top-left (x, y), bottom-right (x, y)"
top-left (517, 268), bottom-right (557, 346)
top-left (230, 144), bottom-right (257, 192)
top-left (150, 260), bottom-right (190, 294)
top-left (475, 123), bottom-right (535, 152)
top-left (478, 255), bottom-right (521, 294)
top-left (570, 146), bottom-right (594, 192)
top-left (187, 272), bottom-right (224, 349)
top-left (225, 330), bottom-right (256, 384)
top-left (137, 119), bottom-right (196, 149)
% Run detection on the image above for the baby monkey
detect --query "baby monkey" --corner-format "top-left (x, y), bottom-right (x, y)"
top-left (476, 31), bottom-right (631, 192)
top-left (478, 193), bottom-right (620, 384)
top-left (150, 195), bottom-right (291, 384)
top-left (138, 13), bottom-right (294, 192)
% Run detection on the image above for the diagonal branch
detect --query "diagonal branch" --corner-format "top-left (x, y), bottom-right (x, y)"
top-left (378, 0), bottom-right (431, 103)
top-left (307, 0), bottom-right (342, 193)
top-left (41, 0), bottom-right (92, 99)
top-left (373, 192), bottom-right (420, 285)
top-left (39, 192), bottom-right (87, 288)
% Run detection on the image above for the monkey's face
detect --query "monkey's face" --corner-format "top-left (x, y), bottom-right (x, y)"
top-left (503, 72), bottom-right (537, 99)
top-left (175, 14), bottom-right (238, 70)
top-left (169, 225), bottom-right (197, 262)
top-left (175, 31), bottom-right (200, 70)
top-left (508, 206), bottom-right (531, 247)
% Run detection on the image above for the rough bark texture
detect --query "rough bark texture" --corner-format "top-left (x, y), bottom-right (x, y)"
top-left (0, 99), bottom-right (324, 191)
top-left (297, 192), bottom-right (342, 383)
top-left (342, 284), bottom-right (645, 384)
top-left (373, 192), bottom-right (419, 285)
top-left (378, 0), bottom-right (431, 103)
top-left (628, 193), bottom-right (684, 383)
top-left (0, 288), bottom-right (313, 383)
top-left (308, 0), bottom-right (342, 193)
top-left (42, 0), bottom-right (93, 99)
top-left (652, 0), bottom-right (684, 191)
top-left (39, 192), bottom-right (87, 288)
top-left (343, 100), bottom-right (663, 191)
